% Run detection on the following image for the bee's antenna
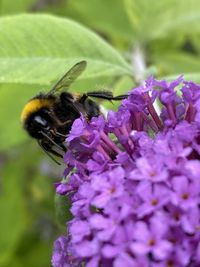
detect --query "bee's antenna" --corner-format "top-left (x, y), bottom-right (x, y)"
top-left (38, 141), bottom-right (61, 165)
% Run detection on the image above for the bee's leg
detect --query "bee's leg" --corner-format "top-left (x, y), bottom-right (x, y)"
top-left (50, 129), bottom-right (67, 138)
top-left (58, 143), bottom-right (67, 152)
top-left (48, 148), bottom-right (63, 158)
top-left (40, 130), bottom-right (65, 151)
top-left (38, 140), bottom-right (62, 165)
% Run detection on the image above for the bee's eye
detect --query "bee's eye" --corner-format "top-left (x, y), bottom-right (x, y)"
top-left (34, 115), bottom-right (48, 127)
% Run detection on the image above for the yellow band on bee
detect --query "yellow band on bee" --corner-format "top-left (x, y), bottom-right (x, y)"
top-left (20, 99), bottom-right (54, 122)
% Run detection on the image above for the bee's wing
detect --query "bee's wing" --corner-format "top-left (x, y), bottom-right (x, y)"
top-left (47, 61), bottom-right (87, 96)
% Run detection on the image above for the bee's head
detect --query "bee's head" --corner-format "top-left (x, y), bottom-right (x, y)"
top-left (21, 97), bottom-right (56, 139)
top-left (24, 108), bottom-right (54, 139)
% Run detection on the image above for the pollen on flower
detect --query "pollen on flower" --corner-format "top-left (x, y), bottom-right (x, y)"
top-left (148, 239), bottom-right (156, 246)
top-left (151, 199), bottom-right (158, 206)
top-left (149, 170), bottom-right (157, 177)
top-left (110, 187), bottom-right (116, 194)
top-left (173, 212), bottom-right (180, 221)
top-left (195, 225), bottom-right (200, 231)
top-left (52, 76), bottom-right (200, 267)
top-left (167, 259), bottom-right (175, 267)
top-left (181, 193), bottom-right (189, 200)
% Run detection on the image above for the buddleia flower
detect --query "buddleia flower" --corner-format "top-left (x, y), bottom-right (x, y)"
top-left (52, 77), bottom-right (200, 267)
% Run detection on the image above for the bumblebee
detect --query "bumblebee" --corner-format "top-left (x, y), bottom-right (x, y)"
top-left (21, 61), bottom-right (126, 164)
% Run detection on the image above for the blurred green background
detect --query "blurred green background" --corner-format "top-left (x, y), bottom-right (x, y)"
top-left (1, 0), bottom-right (200, 266)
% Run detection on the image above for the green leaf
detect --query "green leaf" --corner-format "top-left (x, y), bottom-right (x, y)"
top-left (55, 194), bottom-right (72, 226)
top-left (153, 52), bottom-right (200, 76)
top-left (0, 146), bottom-right (56, 267)
top-left (51, 0), bottom-right (133, 42)
top-left (0, 83), bottom-right (39, 151)
top-left (8, 243), bottom-right (52, 267)
top-left (0, 0), bottom-right (35, 14)
top-left (164, 73), bottom-right (200, 83)
top-left (124, 0), bottom-right (200, 41)
top-left (0, 14), bottom-right (132, 85)
top-left (189, 35), bottom-right (200, 54)
top-left (0, 157), bottom-right (28, 265)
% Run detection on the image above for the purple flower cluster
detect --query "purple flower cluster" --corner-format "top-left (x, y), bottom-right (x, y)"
top-left (52, 76), bottom-right (200, 267)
